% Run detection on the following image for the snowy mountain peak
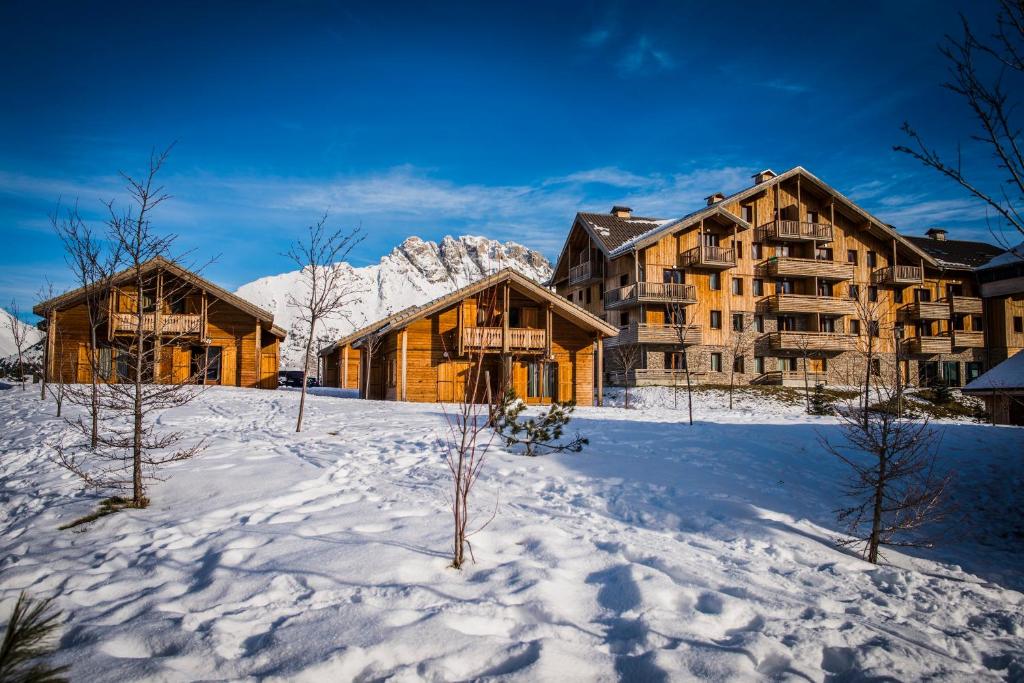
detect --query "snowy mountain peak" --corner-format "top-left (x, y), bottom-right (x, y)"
top-left (235, 234), bottom-right (552, 369)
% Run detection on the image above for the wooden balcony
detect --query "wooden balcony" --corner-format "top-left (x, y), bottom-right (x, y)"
top-left (753, 370), bottom-right (828, 387)
top-left (944, 296), bottom-right (983, 315)
top-left (569, 261), bottom-right (601, 286)
top-left (461, 326), bottom-right (547, 352)
top-left (872, 265), bottom-right (922, 285)
top-left (608, 368), bottom-right (705, 386)
top-left (111, 312), bottom-right (202, 336)
top-left (906, 335), bottom-right (952, 355)
top-left (604, 282), bottom-right (697, 309)
top-left (762, 257), bottom-right (854, 281)
top-left (756, 220), bottom-right (833, 243)
top-left (605, 323), bottom-right (702, 348)
top-left (951, 330), bottom-right (984, 348)
top-left (679, 245), bottom-right (736, 270)
top-left (763, 293), bottom-right (856, 316)
top-left (902, 300), bottom-right (950, 320)
top-left (768, 331), bottom-right (859, 352)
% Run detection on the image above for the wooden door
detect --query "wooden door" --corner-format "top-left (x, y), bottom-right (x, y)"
top-left (558, 360), bottom-right (573, 403)
top-left (222, 344), bottom-right (237, 386)
top-left (259, 352), bottom-right (277, 389)
top-left (437, 360), bottom-right (469, 402)
top-left (512, 361), bottom-right (528, 401)
top-left (77, 343), bottom-right (91, 383)
top-left (522, 307), bottom-right (539, 329)
top-left (172, 346), bottom-right (191, 384)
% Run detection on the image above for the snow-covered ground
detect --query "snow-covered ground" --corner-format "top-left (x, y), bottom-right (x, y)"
top-left (1, 385), bottom-right (1022, 681)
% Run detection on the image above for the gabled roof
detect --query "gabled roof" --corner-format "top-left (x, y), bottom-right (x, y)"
top-left (576, 212), bottom-right (672, 254)
top-left (608, 204), bottom-right (751, 257)
top-left (323, 268), bottom-right (617, 354)
top-left (963, 351), bottom-right (1024, 393)
top-left (905, 235), bottom-right (1004, 270)
top-left (33, 255), bottom-right (277, 328)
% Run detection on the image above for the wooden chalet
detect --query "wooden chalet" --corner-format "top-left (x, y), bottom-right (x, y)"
top-left (319, 269), bottom-right (618, 405)
top-left (34, 256), bottom-right (286, 389)
top-left (550, 167), bottom-right (1001, 388)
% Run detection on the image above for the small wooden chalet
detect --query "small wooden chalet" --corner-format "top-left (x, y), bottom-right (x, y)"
top-left (319, 269), bottom-right (618, 405)
top-left (34, 256), bottom-right (286, 389)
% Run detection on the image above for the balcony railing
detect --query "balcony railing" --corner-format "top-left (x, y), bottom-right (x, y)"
top-left (763, 293), bottom-right (856, 316)
top-left (902, 300), bottom-right (950, 320)
top-left (461, 326), bottom-right (547, 351)
top-left (569, 261), bottom-right (601, 285)
top-left (679, 245), bottom-right (736, 270)
top-left (768, 331), bottom-right (859, 352)
top-left (951, 330), bottom-right (984, 348)
top-left (906, 335), bottom-right (952, 355)
top-left (605, 322), bottom-right (702, 347)
top-left (112, 312), bottom-right (202, 335)
top-left (756, 220), bottom-right (833, 243)
top-left (762, 256), bottom-right (854, 281)
top-left (608, 368), bottom-right (704, 385)
top-left (943, 296), bottom-right (983, 315)
top-left (604, 282), bottom-right (697, 309)
top-left (872, 265), bottom-right (922, 285)
top-left (753, 370), bottom-right (828, 387)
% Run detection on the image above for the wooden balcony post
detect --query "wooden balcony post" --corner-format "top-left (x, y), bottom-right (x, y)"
top-left (154, 270), bottom-right (163, 382)
top-left (400, 329), bottom-right (408, 401)
top-left (254, 321), bottom-right (261, 389)
top-left (545, 304), bottom-right (552, 358)
top-left (502, 285), bottom-right (509, 353)
top-left (201, 289), bottom-right (208, 339)
top-left (46, 310), bottom-right (57, 383)
top-left (342, 346), bottom-right (349, 388)
top-left (457, 301), bottom-right (465, 356)
top-left (596, 336), bottom-right (603, 406)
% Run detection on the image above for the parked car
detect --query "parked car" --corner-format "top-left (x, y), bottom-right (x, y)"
top-left (279, 370), bottom-right (320, 388)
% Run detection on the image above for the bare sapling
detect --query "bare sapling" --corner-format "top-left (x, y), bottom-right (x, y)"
top-left (895, 0), bottom-right (1024, 245)
top-left (4, 299), bottom-right (30, 391)
top-left (668, 300), bottom-right (701, 425)
top-left (52, 147), bottom-right (210, 508)
top-left (727, 312), bottom-right (756, 410)
top-left (612, 342), bottom-right (641, 409)
top-left (361, 327), bottom-right (385, 399)
top-left (439, 288), bottom-right (502, 569)
top-left (286, 214), bottom-right (363, 431)
top-left (821, 377), bottom-right (953, 564)
top-left (853, 290), bottom-right (888, 428)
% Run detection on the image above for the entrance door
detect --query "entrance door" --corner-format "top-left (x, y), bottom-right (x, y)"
top-left (942, 361), bottom-right (961, 387)
top-left (918, 361), bottom-right (939, 387)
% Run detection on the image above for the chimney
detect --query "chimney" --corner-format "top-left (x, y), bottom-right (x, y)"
top-left (611, 205), bottom-right (632, 218)
top-left (926, 228), bottom-right (948, 241)
top-left (705, 192), bottom-right (726, 206)
top-left (752, 169), bottom-right (777, 184)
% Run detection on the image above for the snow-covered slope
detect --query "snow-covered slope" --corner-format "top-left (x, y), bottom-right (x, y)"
top-left (236, 235), bottom-right (552, 369)
top-left (0, 308), bottom-right (44, 361)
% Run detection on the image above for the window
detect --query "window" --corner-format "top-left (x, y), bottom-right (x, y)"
top-left (870, 358), bottom-right (881, 377)
top-left (668, 306), bottom-right (686, 325)
top-left (1015, 316), bottom-right (1024, 333)
top-left (663, 268), bottom-right (685, 284)
top-left (116, 349), bottom-right (133, 382)
top-left (753, 278), bottom-right (764, 296)
top-left (815, 247), bottom-right (833, 261)
top-left (914, 288), bottom-right (932, 303)
top-left (732, 277), bottom-right (743, 295)
top-left (526, 361), bottom-right (556, 398)
top-left (140, 288), bottom-right (156, 313)
top-left (709, 273), bottom-right (721, 290)
top-left (819, 317), bottom-right (837, 333)
top-left (893, 288), bottom-right (903, 304)
top-left (577, 290), bottom-right (584, 303)
top-left (735, 242), bottom-right (743, 259)
top-left (741, 205), bottom-right (753, 223)
top-left (777, 279), bottom-right (794, 294)
top-left (97, 346), bottom-right (113, 381)
top-left (710, 310), bottom-right (722, 329)
top-left (868, 320), bottom-right (880, 337)
top-left (387, 356), bottom-right (397, 387)
top-left (477, 306), bottom-right (492, 325)
top-left (943, 361), bottom-right (961, 387)
top-left (169, 296), bottom-right (186, 314)
top-left (966, 362), bottom-right (983, 382)
top-left (868, 286), bottom-right (878, 303)
top-left (508, 307), bottom-right (522, 327)
top-left (754, 315), bottom-right (764, 332)
top-left (192, 346), bottom-right (222, 383)
top-left (779, 357), bottom-right (797, 372)
top-left (754, 356), bottom-right (765, 375)
top-left (702, 232), bottom-right (720, 247)
top-left (752, 242), bottom-right (763, 260)
top-left (585, 288), bottom-right (592, 305)
top-left (732, 313), bottom-right (745, 331)
top-left (817, 281), bottom-right (834, 297)
top-left (778, 244), bottom-right (791, 257)
top-left (710, 353), bottom-right (722, 372)
top-left (820, 357), bottom-right (829, 372)
top-left (867, 251), bottom-right (877, 268)
top-left (847, 250), bottom-right (858, 265)
top-left (807, 210), bottom-right (819, 223)
top-left (733, 355), bottom-right (745, 373)
top-left (620, 274), bottom-right (629, 287)
top-left (850, 319), bottom-right (861, 335)
top-left (665, 351), bottom-right (685, 370)
top-left (953, 313), bottom-right (966, 331)
top-left (620, 311), bottom-right (630, 327)
top-left (971, 315), bottom-right (983, 331)
top-left (777, 316), bottom-right (798, 331)
top-left (848, 284), bottom-right (860, 300)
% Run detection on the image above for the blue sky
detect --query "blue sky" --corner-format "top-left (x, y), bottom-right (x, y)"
top-left (0, 0), bottom-right (1012, 316)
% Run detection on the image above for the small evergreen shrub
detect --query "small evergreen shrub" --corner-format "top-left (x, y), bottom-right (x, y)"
top-left (494, 387), bottom-right (588, 456)
top-left (808, 384), bottom-right (834, 415)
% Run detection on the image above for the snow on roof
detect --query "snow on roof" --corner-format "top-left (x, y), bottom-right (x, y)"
top-left (963, 352), bottom-right (1024, 392)
top-left (977, 242), bottom-right (1024, 271)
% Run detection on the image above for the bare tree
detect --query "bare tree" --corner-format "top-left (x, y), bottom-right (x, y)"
top-left (286, 215), bottom-right (363, 431)
top-left (822, 382), bottom-right (953, 564)
top-left (4, 299), bottom-right (30, 391)
top-left (439, 288), bottom-right (502, 569)
top-left (667, 301), bottom-right (703, 424)
top-left (52, 201), bottom-right (122, 447)
top-left (726, 312), bottom-right (756, 410)
top-left (53, 147), bottom-right (208, 507)
top-left (852, 290), bottom-right (889, 428)
top-left (610, 343), bottom-right (641, 409)
top-left (895, 0), bottom-right (1024, 247)
top-left (361, 328), bottom-right (385, 399)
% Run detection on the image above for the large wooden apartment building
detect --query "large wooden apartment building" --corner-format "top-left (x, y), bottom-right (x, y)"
top-left (550, 167), bottom-right (1006, 388)
top-left (34, 256), bottom-right (286, 389)
top-left (319, 269), bottom-right (617, 404)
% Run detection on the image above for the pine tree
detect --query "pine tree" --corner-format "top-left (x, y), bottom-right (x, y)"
top-left (494, 387), bottom-right (588, 456)
top-left (0, 592), bottom-right (69, 683)
top-left (808, 384), bottom-right (834, 416)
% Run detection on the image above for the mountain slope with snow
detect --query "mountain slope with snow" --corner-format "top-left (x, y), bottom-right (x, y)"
top-left (236, 235), bottom-right (552, 369)
top-left (0, 308), bottom-right (44, 362)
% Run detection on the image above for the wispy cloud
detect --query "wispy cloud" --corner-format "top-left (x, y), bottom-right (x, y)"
top-left (617, 35), bottom-right (675, 75)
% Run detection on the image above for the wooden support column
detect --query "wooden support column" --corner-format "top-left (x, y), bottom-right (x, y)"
top-left (634, 250), bottom-right (640, 284)
top-left (154, 270), bottom-right (163, 383)
top-left (342, 346), bottom-right (349, 388)
top-left (46, 310), bottom-right (57, 383)
top-left (596, 336), bottom-right (604, 406)
top-left (254, 321), bottom-right (261, 389)
top-left (796, 175), bottom-right (802, 221)
top-left (400, 329), bottom-right (408, 401)
top-left (457, 301), bottom-right (464, 356)
top-left (201, 289), bottom-right (208, 339)
top-left (502, 284), bottom-right (510, 353)
top-left (545, 303), bottom-right (552, 357)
